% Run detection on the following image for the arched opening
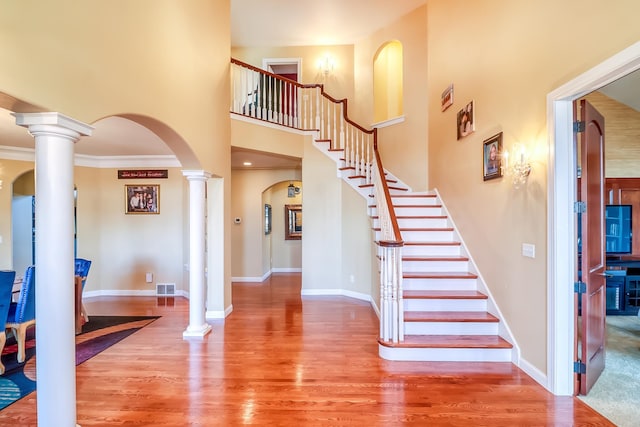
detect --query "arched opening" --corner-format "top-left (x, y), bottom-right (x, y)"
top-left (373, 41), bottom-right (404, 123)
top-left (262, 180), bottom-right (302, 275)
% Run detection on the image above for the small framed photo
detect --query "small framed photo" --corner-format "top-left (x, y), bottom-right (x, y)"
top-left (125, 184), bottom-right (159, 214)
top-left (457, 100), bottom-right (475, 140)
top-left (441, 84), bottom-right (454, 111)
top-left (483, 132), bottom-right (503, 181)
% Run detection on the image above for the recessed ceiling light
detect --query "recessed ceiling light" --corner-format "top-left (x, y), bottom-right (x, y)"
top-left (243, 162), bottom-right (252, 166)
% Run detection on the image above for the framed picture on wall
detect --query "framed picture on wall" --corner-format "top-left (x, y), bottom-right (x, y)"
top-left (483, 132), bottom-right (503, 181)
top-left (457, 100), bottom-right (475, 140)
top-left (441, 84), bottom-right (454, 111)
top-left (125, 184), bottom-right (159, 214)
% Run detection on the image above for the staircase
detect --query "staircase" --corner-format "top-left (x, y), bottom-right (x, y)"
top-left (313, 138), bottom-right (514, 362)
top-left (371, 193), bottom-right (513, 362)
top-left (230, 58), bottom-right (514, 363)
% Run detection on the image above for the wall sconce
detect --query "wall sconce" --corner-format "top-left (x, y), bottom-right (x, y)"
top-left (287, 182), bottom-right (301, 197)
top-left (318, 55), bottom-right (334, 76)
top-left (505, 144), bottom-right (531, 188)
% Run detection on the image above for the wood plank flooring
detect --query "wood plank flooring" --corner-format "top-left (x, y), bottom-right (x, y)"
top-left (0, 273), bottom-right (614, 426)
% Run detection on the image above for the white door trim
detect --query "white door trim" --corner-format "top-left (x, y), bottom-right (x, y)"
top-left (262, 57), bottom-right (303, 81)
top-left (547, 41), bottom-right (640, 396)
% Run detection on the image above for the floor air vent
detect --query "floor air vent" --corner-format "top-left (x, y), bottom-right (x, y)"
top-left (156, 283), bottom-right (176, 296)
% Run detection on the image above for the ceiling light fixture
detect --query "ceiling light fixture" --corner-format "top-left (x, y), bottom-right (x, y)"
top-left (243, 162), bottom-right (252, 166)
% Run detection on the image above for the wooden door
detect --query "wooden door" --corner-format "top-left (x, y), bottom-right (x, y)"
top-left (577, 99), bottom-right (606, 395)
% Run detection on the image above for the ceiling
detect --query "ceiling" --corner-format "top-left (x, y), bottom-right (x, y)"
top-left (0, 1), bottom-right (638, 170)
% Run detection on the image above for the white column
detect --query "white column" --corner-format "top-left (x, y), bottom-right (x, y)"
top-left (182, 170), bottom-right (212, 338)
top-left (13, 112), bottom-right (93, 427)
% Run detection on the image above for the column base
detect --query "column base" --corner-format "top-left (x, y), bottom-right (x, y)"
top-left (182, 323), bottom-right (212, 339)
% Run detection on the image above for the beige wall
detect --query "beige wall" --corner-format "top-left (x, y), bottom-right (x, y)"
top-left (353, 6), bottom-right (429, 192)
top-left (426, 0), bottom-right (640, 372)
top-left (0, 159), bottom-right (186, 293)
top-left (78, 167), bottom-right (186, 294)
top-left (0, 1), bottom-right (232, 309)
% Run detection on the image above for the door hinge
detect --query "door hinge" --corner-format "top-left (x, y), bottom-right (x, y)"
top-left (574, 121), bottom-right (585, 133)
top-left (574, 361), bottom-right (586, 374)
top-left (574, 201), bottom-right (586, 214)
top-left (574, 281), bottom-right (586, 294)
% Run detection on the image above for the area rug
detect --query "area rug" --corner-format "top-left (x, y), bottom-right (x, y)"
top-left (0, 315), bottom-right (160, 410)
top-left (578, 315), bottom-right (640, 427)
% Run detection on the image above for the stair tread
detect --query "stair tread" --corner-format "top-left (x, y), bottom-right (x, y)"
top-left (373, 205), bottom-right (444, 209)
top-left (400, 227), bottom-right (454, 231)
top-left (403, 290), bottom-right (487, 299)
top-left (391, 194), bottom-right (437, 198)
top-left (404, 311), bottom-right (498, 322)
top-left (372, 216), bottom-right (447, 221)
top-left (379, 335), bottom-right (512, 349)
top-left (403, 255), bottom-right (468, 261)
top-left (404, 241), bottom-right (461, 246)
top-left (397, 215), bottom-right (447, 219)
top-left (403, 271), bottom-right (478, 279)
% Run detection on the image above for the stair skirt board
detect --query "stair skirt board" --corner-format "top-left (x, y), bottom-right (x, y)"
top-left (378, 345), bottom-right (512, 362)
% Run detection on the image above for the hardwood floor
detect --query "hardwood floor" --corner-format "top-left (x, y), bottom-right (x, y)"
top-left (0, 273), bottom-right (613, 426)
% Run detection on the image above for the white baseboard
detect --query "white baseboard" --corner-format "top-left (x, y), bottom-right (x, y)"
top-left (232, 270), bottom-right (272, 282)
top-left (206, 304), bottom-right (233, 319)
top-left (272, 268), bottom-right (302, 273)
top-left (301, 287), bottom-right (379, 310)
top-left (83, 289), bottom-right (188, 298)
top-left (517, 356), bottom-right (548, 392)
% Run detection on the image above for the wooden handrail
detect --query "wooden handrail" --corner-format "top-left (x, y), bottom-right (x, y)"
top-left (373, 147), bottom-right (402, 244)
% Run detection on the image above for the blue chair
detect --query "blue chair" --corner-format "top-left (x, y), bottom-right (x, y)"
top-left (74, 258), bottom-right (91, 324)
top-left (6, 266), bottom-right (35, 364)
top-left (0, 270), bottom-right (17, 374)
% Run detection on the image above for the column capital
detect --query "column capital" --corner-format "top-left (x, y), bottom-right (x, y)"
top-left (13, 112), bottom-right (93, 138)
top-left (182, 170), bottom-right (212, 181)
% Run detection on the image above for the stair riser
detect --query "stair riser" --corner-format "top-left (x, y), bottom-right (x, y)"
top-left (402, 260), bottom-right (469, 273)
top-left (402, 245), bottom-right (462, 257)
top-left (391, 197), bottom-right (438, 207)
top-left (403, 278), bottom-right (478, 291)
top-left (373, 218), bottom-right (448, 229)
top-left (371, 218), bottom-right (449, 228)
top-left (404, 299), bottom-right (487, 312)
top-left (401, 230), bottom-right (454, 241)
top-left (394, 206), bottom-right (443, 216)
top-left (404, 322), bottom-right (498, 335)
top-left (399, 218), bottom-right (448, 228)
top-left (379, 345), bottom-right (512, 362)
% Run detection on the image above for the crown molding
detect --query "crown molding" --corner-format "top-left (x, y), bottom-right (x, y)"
top-left (0, 146), bottom-right (181, 168)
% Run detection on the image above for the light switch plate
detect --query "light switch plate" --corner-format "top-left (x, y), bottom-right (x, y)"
top-left (522, 243), bottom-right (535, 258)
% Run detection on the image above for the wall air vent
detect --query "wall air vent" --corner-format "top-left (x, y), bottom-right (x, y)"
top-left (156, 283), bottom-right (176, 296)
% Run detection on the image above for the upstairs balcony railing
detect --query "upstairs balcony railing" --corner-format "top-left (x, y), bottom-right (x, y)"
top-left (231, 58), bottom-right (375, 183)
top-left (231, 58), bottom-right (404, 343)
